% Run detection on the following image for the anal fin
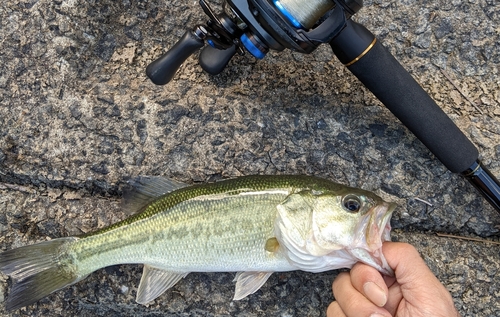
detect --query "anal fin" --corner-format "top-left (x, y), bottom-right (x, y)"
top-left (136, 265), bottom-right (189, 305)
top-left (233, 271), bottom-right (273, 300)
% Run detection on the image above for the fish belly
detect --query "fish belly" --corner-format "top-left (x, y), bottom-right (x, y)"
top-left (69, 192), bottom-right (296, 277)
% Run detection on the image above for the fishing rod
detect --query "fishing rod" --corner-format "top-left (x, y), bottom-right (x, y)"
top-left (145, 0), bottom-right (500, 214)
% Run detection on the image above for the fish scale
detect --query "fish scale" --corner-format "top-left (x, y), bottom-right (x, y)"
top-left (109, 175), bottom-right (345, 231)
top-left (0, 175), bottom-right (396, 310)
top-left (72, 192), bottom-right (292, 276)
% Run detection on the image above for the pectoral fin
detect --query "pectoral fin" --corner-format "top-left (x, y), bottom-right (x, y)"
top-left (136, 265), bottom-right (189, 304)
top-left (233, 271), bottom-right (273, 300)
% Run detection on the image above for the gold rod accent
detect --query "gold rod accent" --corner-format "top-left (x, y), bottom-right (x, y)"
top-left (344, 37), bottom-right (377, 67)
top-left (462, 162), bottom-right (481, 177)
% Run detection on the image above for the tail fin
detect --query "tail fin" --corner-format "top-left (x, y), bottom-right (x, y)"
top-left (0, 237), bottom-right (80, 310)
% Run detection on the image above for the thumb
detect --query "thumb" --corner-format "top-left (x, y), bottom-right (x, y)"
top-left (381, 242), bottom-right (459, 316)
top-left (382, 242), bottom-right (437, 287)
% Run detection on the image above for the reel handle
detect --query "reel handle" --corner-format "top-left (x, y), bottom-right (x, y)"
top-left (146, 30), bottom-right (205, 85)
top-left (199, 44), bottom-right (237, 75)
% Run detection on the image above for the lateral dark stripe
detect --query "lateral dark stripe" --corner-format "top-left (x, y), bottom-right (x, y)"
top-left (82, 175), bottom-right (346, 237)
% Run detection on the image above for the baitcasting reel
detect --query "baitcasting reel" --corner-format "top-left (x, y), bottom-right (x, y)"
top-left (146, 0), bottom-right (500, 214)
top-left (146, 0), bottom-right (364, 84)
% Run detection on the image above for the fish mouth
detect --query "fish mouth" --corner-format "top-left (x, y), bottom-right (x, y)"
top-left (363, 200), bottom-right (396, 247)
top-left (349, 201), bottom-right (397, 276)
top-left (375, 201), bottom-right (397, 243)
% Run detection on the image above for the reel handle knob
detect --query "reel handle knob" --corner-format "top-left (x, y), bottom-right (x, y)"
top-left (146, 30), bottom-right (205, 85)
top-left (199, 44), bottom-right (237, 75)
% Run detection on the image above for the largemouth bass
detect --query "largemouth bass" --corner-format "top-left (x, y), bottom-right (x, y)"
top-left (0, 175), bottom-right (396, 311)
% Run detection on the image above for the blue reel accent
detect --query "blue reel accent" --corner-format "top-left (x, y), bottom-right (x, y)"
top-left (273, 0), bottom-right (303, 29)
top-left (207, 39), bottom-right (215, 47)
top-left (240, 34), bottom-right (266, 59)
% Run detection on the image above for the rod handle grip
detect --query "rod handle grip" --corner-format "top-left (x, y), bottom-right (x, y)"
top-left (330, 20), bottom-right (479, 173)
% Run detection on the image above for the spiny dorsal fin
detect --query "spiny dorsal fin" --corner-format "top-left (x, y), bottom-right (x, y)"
top-left (136, 265), bottom-right (189, 305)
top-left (122, 176), bottom-right (188, 215)
top-left (233, 271), bottom-right (273, 300)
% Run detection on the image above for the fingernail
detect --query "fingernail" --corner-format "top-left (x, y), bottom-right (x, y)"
top-left (363, 282), bottom-right (387, 307)
top-left (369, 314), bottom-right (388, 317)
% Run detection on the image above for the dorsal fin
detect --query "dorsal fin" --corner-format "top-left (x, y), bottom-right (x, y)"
top-left (122, 176), bottom-right (188, 215)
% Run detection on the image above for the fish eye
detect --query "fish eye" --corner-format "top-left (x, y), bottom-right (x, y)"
top-left (342, 195), bottom-right (362, 213)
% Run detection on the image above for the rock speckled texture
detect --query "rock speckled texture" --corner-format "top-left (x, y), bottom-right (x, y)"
top-left (1, 0), bottom-right (499, 316)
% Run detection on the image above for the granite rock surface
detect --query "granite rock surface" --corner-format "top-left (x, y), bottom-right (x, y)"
top-left (1, 0), bottom-right (499, 316)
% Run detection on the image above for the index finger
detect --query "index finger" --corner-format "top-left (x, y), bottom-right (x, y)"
top-left (332, 272), bottom-right (391, 317)
top-left (349, 262), bottom-right (392, 307)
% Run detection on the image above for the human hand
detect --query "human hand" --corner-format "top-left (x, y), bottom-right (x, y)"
top-left (327, 242), bottom-right (460, 317)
